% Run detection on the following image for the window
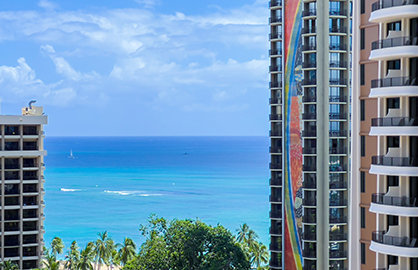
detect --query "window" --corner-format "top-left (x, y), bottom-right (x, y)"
top-left (361, 243), bottom-right (366, 264)
top-left (360, 29), bottom-right (365, 50)
top-left (387, 59), bottom-right (400, 70)
top-left (361, 207), bottom-right (365, 228)
top-left (361, 136), bottom-right (365, 157)
top-left (360, 100), bottom-right (365, 121)
top-left (387, 136), bottom-right (400, 148)
top-left (361, 0), bottom-right (365, 14)
top-left (361, 171), bottom-right (365, 193)
top-left (360, 64), bottom-right (365, 85)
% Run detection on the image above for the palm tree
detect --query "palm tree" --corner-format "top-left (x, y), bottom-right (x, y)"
top-left (65, 240), bottom-right (81, 270)
top-left (116, 238), bottom-right (137, 266)
top-left (237, 223), bottom-right (259, 252)
top-left (0, 260), bottom-right (19, 270)
top-left (51, 237), bottom-right (65, 257)
top-left (250, 242), bottom-right (269, 270)
top-left (94, 231), bottom-right (114, 270)
top-left (78, 243), bottom-right (95, 270)
top-left (42, 250), bottom-right (60, 270)
top-left (236, 223), bottom-right (250, 243)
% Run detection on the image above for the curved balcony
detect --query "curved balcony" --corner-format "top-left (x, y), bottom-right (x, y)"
top-left (302, 27), bottom-right (316, 35)
top-left (370, 36), bottom-right (418, 61)
top-left (329, 43), bottom-right (347, 51)
top-left (370, 117), bottom-right (418, 136)
top-left (302, 9), bottom-right (317, 17)
top-left (371, 231), bottom-right (418, 257)
top-left (370, 156), bottom-right (418, 176)
top-left (330, 95), bottom-right (348, 103)
top-left (369, 76), bottom-right (418, 98)
top-left (269, 33), bottom-right (282, 41)
top-left (370, 193), bottom-right (418, 217)
top-left (329, 61), bottom-right (347, 68)
top-left (329, 130), bottom-right (347, 137)
top-left (329, 26), bottom-right (347, 34)
top-left (270, 81), bottom-right (282, 89)
top-left (269, 17), bottom-right (282, 24)
top-left (370, 0), bottom-right (418, 23)
top-left (329, 78), bottom-right (347, 86)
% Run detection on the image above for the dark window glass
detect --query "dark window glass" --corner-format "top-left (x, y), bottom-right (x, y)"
top-left (361, 136), bottom-right (365, 157)
top-left (360, 29), bottom-right (365, 50)
top-left (361, 0), bottom-right (365, 14)
top-left (360, 64), bottom-right (365, 85)
top-left (361, 243), bottom-right (366, 264)
top-left (387, 60), bottom-right (401, 70)
top-left (361, 207), bottom-right (365, 228)
top-left (387, 21), bottom-right (401, 35)
top-left (360, 100), bottom-right (365, 121)
top-left (361, 171), bottom-right (365, 193)
top-left (387, 136), bottom-right (400, 148)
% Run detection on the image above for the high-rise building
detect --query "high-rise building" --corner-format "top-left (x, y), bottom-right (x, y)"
top-left (269, 0), bottom-right (352, 269)
top-left (351, 0), bottom-right (418, 269)
top-left (0, 102), bottom-right (47, 269)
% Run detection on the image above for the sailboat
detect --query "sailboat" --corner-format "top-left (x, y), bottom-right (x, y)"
top-left (68, 149), bottom-right (75, 159)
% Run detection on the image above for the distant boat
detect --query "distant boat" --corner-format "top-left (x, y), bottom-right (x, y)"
top-left (68, 149), bottom-right (75, 159)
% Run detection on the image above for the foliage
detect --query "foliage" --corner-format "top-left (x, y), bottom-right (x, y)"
top-left (51, 237), bottom-right (65, 257)
top-left (0, 260), bottom-right (19, 270)
top-left (94, 231), bottom-right (114, 269)
top-left (116, 238), bottom-right (137, 266)
top-left (236, 223), bottom-right (270, 269)
top-left (77, 243), bottom-right (95, 270)
top-left (65, 241), bottom-right (80, 270)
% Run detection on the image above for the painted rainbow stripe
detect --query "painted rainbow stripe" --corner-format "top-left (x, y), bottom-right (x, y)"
top-left (283, 0), bottom-right (303, 269)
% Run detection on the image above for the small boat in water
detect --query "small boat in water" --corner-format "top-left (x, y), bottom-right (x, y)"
top-left (68, 149), bottom-right (75, 159)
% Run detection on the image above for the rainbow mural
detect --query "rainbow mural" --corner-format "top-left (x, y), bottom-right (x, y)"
top-left (283, 0), bottom-right (303, 269)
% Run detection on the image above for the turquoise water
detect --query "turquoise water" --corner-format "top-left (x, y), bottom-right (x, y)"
top-left (43, 136), bottom-right (270, 248)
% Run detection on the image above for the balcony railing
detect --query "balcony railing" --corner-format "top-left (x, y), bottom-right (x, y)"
top-left (330, 199), bottom-right (347, 206)
top-left (372, 156), bottom-right (418, 166)
top-left (302, 130), bottom-right (317, 137)
top-left (270, 130), bottom-right (282, 136)
top-left (330, 164), bottom-right (347, 172)
top-left (303, 148), bottom-right (316, 154)
top-left (270, 163), bottom-right (283, 170)
top-left (303, 181), bottom-right (316, 189)
top-left (303, 198), bottom-right (317, 206)
top-left (372, 117), bottom-right (418, 127)
top-left (329, 251), bottom-right (347, 258)
top-left (270, 195), bottom-right (282, 203)
top-left (302, 79), bottom-right (317, 85)
top-left (302, 27), bottom-right (316, 34)
top-left (372, 36), bottom-right (418, 50)
top-left (329, 232), bottom-right (347, 241)
top-left (372, 0), bottom-right (418, 11)
top-left (329, 9), bottom-right (347, 16)
top-left (269, 33), bottom-right (282, 40)
top-left (302, 250), bottom-right (316, 258)
top-left (270, 211), bottom-right (282, 219)
top-left (303, 164), bottom-right (317, 171)
top-left (302, 9), bottom-right (317, 16)
top-left (270, 226), bottom-right (282, 235)
top-left (329, 61), bottom-right (347, 68)
top-left (269, 0), bottom-right (282, 7)
top-left (329, 147), bottom-right (347, 154)
top-left (329, 113), bottom-right (347, 120)
top-left (329, 26), bottom-right (347, 33)
top-left (329, 130), bottom-right (347, 137)
top-left (372, 193), bottom-right (418, 207)
top-left (270, 81), bottom-right (282, 88)
top-left (371, 76), bottom-right (417, 88)
top-left (330, 216), bottom-right (347, 223)
top-left (269, 17), bottom-right (283, 24)
top-left (302, 62), bottom-right (316, 68)
top-left (329, 78), bottom-right (347, 85)
top-left (302, 113), bottom-right (316, 120)
top-left (372, 231), bottom-right (418, 247)
top-left (270, 65), bottom-right (282, 72)
top-left (302, 232), bottom-right (317, 240)
top-left (302, 215), bottom-right (316, 223)
top-left (270, 114), bottom-right (283, 121)
top-left (270, 147), bottom-right (283, 154)
top-left (329, 43), bottom-right (347, 51)
top-left (269, 98), bottom-right (282, 104)
top-left (302, 95), bottom-right (316, 102)
top-left (329, 95), bottom-right (348, 102)
top-left (269, 49), bottom-right (282, 56)
top-left (330, 181), bottom-right (347, 189)
top-left (303, 44), bottom-right (316, 51)
top-left (270, 178), bottom-right (282, 186)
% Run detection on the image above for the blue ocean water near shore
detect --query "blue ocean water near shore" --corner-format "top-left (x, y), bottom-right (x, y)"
top-left (43, 136), bottom-right (270, 249)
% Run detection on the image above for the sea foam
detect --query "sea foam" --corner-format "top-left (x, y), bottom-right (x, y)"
top-left (61, 188), bottom-right (82, 192)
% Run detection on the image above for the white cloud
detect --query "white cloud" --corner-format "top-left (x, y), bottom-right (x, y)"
top-left (38, 0), bottom-right (59, 11)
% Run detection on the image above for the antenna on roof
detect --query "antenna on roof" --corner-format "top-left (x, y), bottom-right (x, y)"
top-left (29, 100), bottom-right (37, 109)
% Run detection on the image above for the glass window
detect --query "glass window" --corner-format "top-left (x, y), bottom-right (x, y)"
top-left (360, 100), bottom-right (365, 121)
top-left (361, 136), bottom-right (365, 157)
top-left (360, 172), bottom-right (365, 193)
top-left (360, 29), bottom-right (365, 50)
top-left (360, 64), bottom-right (365, 85)
top-left (361, 243), bottom-right (366, 264)
top-left (361, 0), bottom-right (365, 14)
top-left (361, 207), bottom-right (365, 228)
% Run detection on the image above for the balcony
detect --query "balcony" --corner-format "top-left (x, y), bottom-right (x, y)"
top-left (303, 164), bottom-right (316, 172)
top-left (329, 251), bottom-right (347, 259)
top-left (371, 231), bottom-right (418, 257)
top-left (303, 181), bottom-right (316, 189)
top-left (329, 130), bottom-right (347, 137)
top-left (370, 76), bottom-right (418, 98)
top-left (270, 114), bottom-right (282, 121)
top-left (330, 181), bottom-right (347, 189)
top-left (303, 148), bottom-right (316, 155)
top-left (303, 198), bottom-right (317, 206)
top-left (5, 142), bottom-right (20, 151)
top-left (269, 33), bottom-right (282, 40)
top-left (330, 199), bottom-right (347, 207)
top-left (302, 27), bottom-right (316, 35)
top-left (329, 43), bottom-right (347, 51)
top-left (329, 61), bottom-right (347, 68)
top-left (329, 113), bottom-right (347, 120)
top-left (370, 156), bottom-right (418, 176)
top-left (270, 211), bottom-right (282, 219)
top-left (370, 36), bottom-right (418, 61)
top-left (329, 26), bottom-right (347, 34)
top-left (302, 79), bottom-right (316, 86)
top-left (329, 78), bottom-right (347, 86)
top-left (270, 97), bottom-right (282, 104)
top-left (302, 44), bottom-right (316, 51)
top-left (302, 232), bottom-right (317, 241)
top-left (269, 0), bottom-right (282, 8)
top-left (302, 130), bottom-right (317, 137)
top-left (23, 142), bottom-right (38, 151)
top-left (330, 164), bottom-right (347, 172)
top-left (302, 95), bottom-right (316, 102)
top-left (270, 226), bottom-right (282, 235)
top-left (270, 147), bottom-right (282, 154)
top-left (302, 62), bottom-right (316, 68)
top-left (269, 17), bottom-right (282, 24)
top-left (270, 178), bottom-right (282, 186)
top-left (302, 215), bottom-right (316, 224)
top-left (329, 147), bottom-right (347, 155)
top-left (371, 117), bottom-right (418, 136)
top-left (302, 113), bottom-right (316, 120)
top-left (302, 9), bottom-right (317, 17)
top-left (270, 81), bottom-right (282, 88)
top-left (302, 250), bottom-right (317, 259)
top-left (329, 95), bottom-right (348, 103)
top-left (370, 193), bottom-right (418, 217)
top-left (329, 9), bottom-right (347, 16)
top-left (270, 195), bottom-right (282, 203)
top-left (330, 216), bottom-right (347, 224)
top-left (329, 232), bottom-right (347, 241)
top-left (270, 65), bottom-right (282, 72)
top-left (370, 0), bottom-right (418, 23)
top-left (270, 163), bottom-right (282, 170)
top-left (270, 130), bottom-right (282, 137)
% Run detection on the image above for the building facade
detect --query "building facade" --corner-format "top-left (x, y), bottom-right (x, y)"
top-left (0, 103), bottom-right (47, 269)
top-left (269, 0), bottom-right (352, 269)
top-left (351, 0), bottom-right (418, 269)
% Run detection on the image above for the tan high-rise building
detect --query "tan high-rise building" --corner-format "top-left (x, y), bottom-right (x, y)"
top-left (0, 102), bottom-right (47, 269)
top-left (351, 0), bottom-right (418, 269)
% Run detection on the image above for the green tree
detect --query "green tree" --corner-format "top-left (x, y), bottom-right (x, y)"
top-left (116, 238), bottom-right (136, 266)
top-left (130, 215), bottom-right (250, 270)
top-left (250, 242), bottom-right (269, 270)
top-left (51, 237), bottom-right (65, 257)
top-left (236, 224), bottom-right (269, 270)
top-left (0, 260), bottom-right (19, 270)
top-left (78, 243), bottom-right (95, 270)
top-left (65, 240), bottom-right (81, 270)
top-left (42, 249), bottom-right (60, 270)
top-left (94, 231), bottom-right (114, 270)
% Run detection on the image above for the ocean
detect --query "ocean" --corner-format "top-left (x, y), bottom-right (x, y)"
top-left (43, 136), bottom-right (270, 249)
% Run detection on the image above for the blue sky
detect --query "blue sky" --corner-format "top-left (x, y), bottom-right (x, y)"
top-left (0, 0), bottom-right (269, 136)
